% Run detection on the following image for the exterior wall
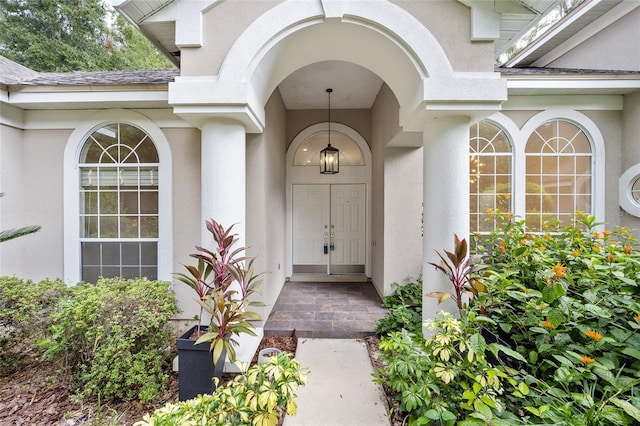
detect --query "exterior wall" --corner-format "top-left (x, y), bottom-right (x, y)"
top-left (183, 0), bottom-right (488, 78)
top-left (371, 83), bottom-right (423, 297)
top-left (394, 0), bottom-right (495, 72)
top-left (0, 127), bottom-right (66, 281)
top-left (548, 8), bottom-right (640, 71)
top-left (620, 91), bottom-right (640, 238)
top-left (246, 89), bottom-right (288, 324)
top-left (181, 0), bottom-right (282, 76)
top-left (164, 127), bottom-right (202, 320)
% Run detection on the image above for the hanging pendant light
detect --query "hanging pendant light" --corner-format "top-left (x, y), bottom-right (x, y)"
top-left (320, 88), bottom-right (339, 174)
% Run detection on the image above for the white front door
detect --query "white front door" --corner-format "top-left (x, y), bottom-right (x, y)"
top-left (293, 184), bottom-right (366, 274)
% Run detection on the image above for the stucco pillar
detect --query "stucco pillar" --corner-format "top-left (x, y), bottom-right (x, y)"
top-left (422, 115), bottom-right (470, 323)
top-left (200, 119), bottom-right (246, 247)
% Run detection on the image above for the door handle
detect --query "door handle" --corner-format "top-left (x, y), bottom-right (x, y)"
top-left (330, 228), bottom-right (335, 251)
top-left (323, 231), bottom-right (329, 254)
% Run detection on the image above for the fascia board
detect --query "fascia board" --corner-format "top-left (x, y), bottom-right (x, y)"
top-left (506, 77), bottom-right (640, 90)
top-left (7, 90), bottom-right (169, 107)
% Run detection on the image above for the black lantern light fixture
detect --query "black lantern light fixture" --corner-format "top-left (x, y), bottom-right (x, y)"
top-left (320, 88), bottom-right (339, 174)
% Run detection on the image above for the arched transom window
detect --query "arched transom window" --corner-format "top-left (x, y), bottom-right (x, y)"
top-left (293, 131), bottom-right (365, 166)
top-left (79, 123), bottom-right (159, 283)
top-left (525, 120), bottom-right (592, 230)
top-left (469, 120), bottom-right (513, 233)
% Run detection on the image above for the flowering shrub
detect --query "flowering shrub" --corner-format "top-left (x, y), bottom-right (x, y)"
top-left (376, 212), bottom-right (640, 424)
top-left (473, 212), bottom-right (640, 424)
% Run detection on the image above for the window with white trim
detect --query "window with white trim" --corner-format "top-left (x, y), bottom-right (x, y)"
top-left (79, 123), bottom-right (159, 283)
top-left (469, 120), bottom-right (513, 233)
top-left (525, 120), bottom-right (592, 230)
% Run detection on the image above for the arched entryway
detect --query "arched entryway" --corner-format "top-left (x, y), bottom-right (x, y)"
top-left (286, 123), bottom-right (372, 279)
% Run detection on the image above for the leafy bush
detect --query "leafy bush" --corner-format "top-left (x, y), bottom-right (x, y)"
top-left (134, 351), bottom-right (309, 426)
top-left (472, 212), bottom-right (640, 425)
top-left (377, 213), bottom-right (640, 425)
top-left (0, 277), bottom-right (68, 374)
top-left (374, 312), bottom-right (525, 425)
top-left (375, 279), bottom-right (423, 336)
top-left (41, 277), bottom-right (179, 402)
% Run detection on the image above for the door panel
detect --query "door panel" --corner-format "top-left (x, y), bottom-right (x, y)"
top-left (293, 185), bottom-right (329, 267)
top-left (293, 184), bottom-right (365, 274)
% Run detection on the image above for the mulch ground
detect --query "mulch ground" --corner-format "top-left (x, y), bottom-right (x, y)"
top-left (0, 334), bottom-right (298, 426)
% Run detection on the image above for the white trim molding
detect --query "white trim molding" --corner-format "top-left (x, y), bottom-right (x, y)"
top-left (63, 109), bottom-right (173, 284)
top-left (619, 164), bottom-right (640, 217)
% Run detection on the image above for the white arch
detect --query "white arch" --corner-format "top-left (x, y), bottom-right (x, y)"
top-left (62, 109), bottom-right (173, 284)
top-left (218, 0), bottom-right (454, 127)
top-left (519, 110), bottom-right (606, 225)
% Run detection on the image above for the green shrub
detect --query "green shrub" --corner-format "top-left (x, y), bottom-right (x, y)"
top-left (0, 277), bottom-right (68, 374)
top-left (375, 279), bottom-right (423, 336)
top-left (134, 351), bottom-right (310, 426)
top-left (374, 312), bottom-right (524, 425)
top-left (41, 277), bottom-right (179, 402)
top-left (472, 212), bottom-right (640, 425)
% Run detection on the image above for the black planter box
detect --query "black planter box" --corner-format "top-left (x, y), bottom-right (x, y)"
top-left (177, 325), bottom-right (225, 401)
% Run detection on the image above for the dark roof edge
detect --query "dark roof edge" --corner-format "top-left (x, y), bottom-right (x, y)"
top-left (496, 66), bottom-right (640, 76)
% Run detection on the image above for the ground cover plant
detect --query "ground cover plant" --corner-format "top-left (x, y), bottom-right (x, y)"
top-left (375, 212), bottom-right (640, 425)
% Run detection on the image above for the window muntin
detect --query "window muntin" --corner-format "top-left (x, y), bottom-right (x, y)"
top-left (79, 123), bottom-right (159, 283)
top-left (293, 131), bottom-right (365, 166)
top-left (469, 121), bottom-right (513, 233)
top-left (525, 120), bottom-right (592, 230)
top-left (632, 177), bottom-right (640, 204)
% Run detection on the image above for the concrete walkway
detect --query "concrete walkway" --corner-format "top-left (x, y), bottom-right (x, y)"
top-left (284, 338), bottom-right (389, 426)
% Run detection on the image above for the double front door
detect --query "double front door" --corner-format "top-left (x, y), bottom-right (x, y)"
top-left (292, 184), bottom-right (366, 274)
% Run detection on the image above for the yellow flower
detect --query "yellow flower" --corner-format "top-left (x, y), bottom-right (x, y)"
top-left (551, 263), bottom-right (566, 280)
top-left (635, 314), bottom-right (640, 322)
top-left (499, 240), bottom-right (506, 254)
top-left (486, 208), bottom-right (495, 216)
top-left (571, 250), bottom-right (580, 256)
top-left (538, 246), bottom-right (546, 252)
top-left (592, 245), bottom-right (601, 253)
top-left (593, 232), bottom-right (602, 239)
top-left (538, 303), bottom-right (547, 309)
top-left (585, 330), bottom-right (603, 341)
top-left (544, 234), bottom-right (553, 240)
top-left (606, 254), bottom-right (615, 262)
top-left (603, 230), bottom-right (611, 238)
top-left (576, 210), bottom-right (586, 219)
top-left (624, 245), bottom-right (633, 255)
top-left (541, 320), bottom-right (554, 330)
top-left (581, 355), bottom-right (595, 364)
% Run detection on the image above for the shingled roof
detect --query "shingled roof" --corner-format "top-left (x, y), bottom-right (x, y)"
top-left (0, 56), bottom-right (179, 86)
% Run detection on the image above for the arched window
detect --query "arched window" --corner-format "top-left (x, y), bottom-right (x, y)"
top-left (525, 120), bottom-right (592, 230)
top-left (469, 120), bottom-right (513, 233)
top-left (79, 123), bottom-right (159, 283)
top-left (293, 130), bottom-right (365, 166)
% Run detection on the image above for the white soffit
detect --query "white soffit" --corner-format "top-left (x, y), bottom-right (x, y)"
top-left (504, 0), bottom-right (625, 68)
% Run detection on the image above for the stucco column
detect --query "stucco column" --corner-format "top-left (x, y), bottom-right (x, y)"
top-left (422, 115), bottom-right (470, 323)
top-left (200, 119), bottom-right (246, 248)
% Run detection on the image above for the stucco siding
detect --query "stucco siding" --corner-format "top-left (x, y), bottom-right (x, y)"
top-left (548, 8), bottom-right (640, 71)
top-left (620, 91), bottom-right (640, 238)
top-left (247, 89), bottom-right (288, 324)
top-left (394, 0), bottom-right (495, 72)
top-left (181, 0), bottom-right (282, 76)
top-left (164, 127), bottom-right (202, 319)
top-left (0, 128), bottom-right (67, 281)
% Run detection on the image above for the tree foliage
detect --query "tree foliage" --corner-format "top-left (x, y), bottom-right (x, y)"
top-left (0, 0), bottom-right (172, 72)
